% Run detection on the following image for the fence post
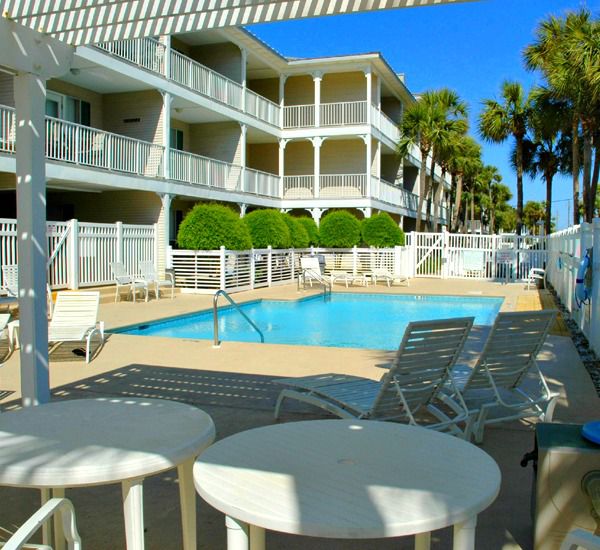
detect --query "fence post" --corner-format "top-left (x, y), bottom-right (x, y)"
top-left (267, 246), bottom-right (272, 286)
top-left (579, 222), bottom-right (593, 331)
top-left (394, 245), bottom-right (402, 277)
top-left (290, 248), bottom-right (295, 283)
top-left (67, 218), bottom-right (79, 290)
top-left (590, 218), bottom-right (600, 355)
top-left (153, 223), bottom-right (159, 271)
top-left (441, 227), bottom-right (449, 279)
top-left (115, 221), bottom-right (124, 265)
top-left (219, 246), bottom-right (226, 290)
top-left (250, 248), bottom-right (255, 290)
top-left (411, 231), bottom-right (417, 278)
top-left (352, 246), bottom-right (358, 276)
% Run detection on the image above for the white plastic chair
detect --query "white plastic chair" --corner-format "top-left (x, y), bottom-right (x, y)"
top-left (527, 267), bottom-right (546, 289)
top-left (560, 529), bottom-right (600, 550)
top-left (110, 262), bottom-right (148, 303)
top-left (447, 310), bottom-right (558, 443)
top-left (275, 317), bottom-right (475, 438)
top-left (299, 256), bottom-right (323, 287)
top-left (139, 261), bottom-right (174, 300)
top-left (0, 498), bottom-right (81, 550)
top-left (48, 291), bottom-right (104, 363)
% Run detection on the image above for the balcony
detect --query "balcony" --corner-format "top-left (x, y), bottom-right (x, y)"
top-left (96, 38), bottom-right (280, 128)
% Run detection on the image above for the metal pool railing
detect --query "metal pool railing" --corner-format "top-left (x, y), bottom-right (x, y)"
top-left (212, 289), bottom-right (264, 347)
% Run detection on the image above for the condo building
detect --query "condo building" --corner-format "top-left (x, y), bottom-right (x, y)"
top-left (0, 27), bottom-right (450, 272)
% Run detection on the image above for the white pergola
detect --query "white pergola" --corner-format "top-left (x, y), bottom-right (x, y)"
top-left (0, 0), bottom-right (476, 405)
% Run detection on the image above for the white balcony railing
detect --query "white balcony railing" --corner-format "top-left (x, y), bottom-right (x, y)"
top-left (170, 149), bottom-right (242, 192)
top-left (378, 111), bottom-right (401, 142)
top-left (245, 168), bottom-right (280, 197)
top-left (283, 175), bottom-right (314, 199)
top-left (320, 101), bottom-right (367, 126)
top-left (97, 37), bottom-right (167, 75)
top-left (320, 174), bottom-right (366, 198)
top-left (283, 105), bottom-right (315, 128)
top-left (245, 90), bottom-right (280, 127)
top-left (371, 177), bottom-right (420, 212)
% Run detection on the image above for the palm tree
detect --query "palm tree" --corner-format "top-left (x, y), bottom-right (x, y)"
top-left (524, 10), bottom-right (600, 223)
top-left (488, 182), bottom-right (512, 234)
top-left (479, 81), bottom-right (533, 234)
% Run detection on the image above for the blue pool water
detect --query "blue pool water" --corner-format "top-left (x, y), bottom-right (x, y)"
top-left (115, 293), bottom-right (503, 351)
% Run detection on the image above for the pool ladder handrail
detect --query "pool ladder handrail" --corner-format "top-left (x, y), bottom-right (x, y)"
top-left (298, 268), bottom-right (332, 298)
top-left (213, 289), bottom-right (264, 347)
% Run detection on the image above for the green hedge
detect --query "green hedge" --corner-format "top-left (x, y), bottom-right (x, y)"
top-left (361, 212), bottom-right (405, 247)
top-left (176, 203), bottom-right (252, 250)
top-left (296, 217), bottom-right (319, 246)
top-left (243, 209), bottom-right (291, 248)
top-left (282, 214), bottom-right (310, 248)
top-left (319, 210), bottom-right (361, 247)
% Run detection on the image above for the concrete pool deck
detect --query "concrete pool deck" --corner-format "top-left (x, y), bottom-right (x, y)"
top-left (0, 279), bottom-right (598, 549)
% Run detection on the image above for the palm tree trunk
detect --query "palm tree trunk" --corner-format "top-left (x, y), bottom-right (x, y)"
top-left (545, 170), bottom-right (553, 236)
top-left (516, 134), bottom-right (524, 235)
top-left (453, 174), bottom-right (464, 232)
top-left (415, 153), bottom-right (429, 232)
top-left (490, 210), bottom-right (495, 234)
top-left (582, 123), bottom-right (593, 222)
top-left (470, 195), bottom-right (475, 232)
top-left (463, 196), bottom-right (469, 233)
top-left (572, 116), bottom-right (580, 225)
top-left (591, 138), bottom-right (599, 217)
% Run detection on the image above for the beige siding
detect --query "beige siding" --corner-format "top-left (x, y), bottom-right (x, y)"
top-left (102, 90), bottom-right (163, 145)
top-left (189, 43), bottom-right (242, 83)
top-left (284, 75), bottom-right (313, 106)
top-left (321, 72), bottom-right (366, 104)
top-left (382, 97), bottom-right (402, 123)
top-left (189, 122), bottom-right (241, 164)
top-left (171, 118), bottom-right (191, 151)
top-left (47, 79), bottom-right (104, 129)
top-left (321, 139), bottom-right (365, 174)
top-left (48, 190), bottom-right (161, 224)
top-left (0, 74), bottom-right (14, 107)
top-left (248, 78), bottom-right (279, 103)
top-left (247, 143), bottom-right (278, 174)
top-left (284, 140), bottom-right (313, 175)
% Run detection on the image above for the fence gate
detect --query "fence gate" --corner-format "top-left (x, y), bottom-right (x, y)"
top-left (412, 232), bottom-right (444, 278)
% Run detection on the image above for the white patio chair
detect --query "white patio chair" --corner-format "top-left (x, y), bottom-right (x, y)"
top-left (526, 267), bottom-right (546, 289)
top-left (369, 267), bottom-right (409, 287)
top-left (48, 291), bottom-right (104, 363)
top-left (0, 497), bottom-right (81, 550)
top-left (275, 317), bottom-right (475, 438)
top-left (1, 265), bottom-right (54, 317)
top-left (446, 310), bottom-right (558, 443)
top-left (139, 261), bottom-right (174, 300)
top-left (110, 262), bottom-right (148, 303)
top-left (299, 256), bottom-right (323, 287)
top-left (560, 529), bottom-right (600, 550)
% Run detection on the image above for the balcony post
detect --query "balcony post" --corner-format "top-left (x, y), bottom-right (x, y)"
top-left (376, 140), bottom-right (381, 179)
top-left (278, 139), bottom-right (288, 199)
top-left (240, 47), bottom-right (247, 112)
top-left (161, 91), bottom-right (172, 180)
top-left (311, 137), bottom-right (323, 198)
top-left (364, 68), bottom-right (372, 125)
top-left (312, 71), bottom-right (323, 127)
top-left (240, 123), bottom-right (247, 192)
top-left (14, 72), bottom-right (51, 405)
top-left (279, 74), bottom-right (287, 128)
top-left (158, 193), bottom-right (174, 277)
top-left (163, 36), bottom-right (171, 78)
top-left (362, 134), bottom-right (372, 198)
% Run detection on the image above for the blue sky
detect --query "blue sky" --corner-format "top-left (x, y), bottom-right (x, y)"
top-left (249, 0), bottom-right (599, 229)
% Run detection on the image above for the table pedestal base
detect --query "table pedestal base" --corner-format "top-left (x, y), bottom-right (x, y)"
top-left (226, 517), bottom-right (265, 550)
top-left (453, 516), bottom-right (477, 550)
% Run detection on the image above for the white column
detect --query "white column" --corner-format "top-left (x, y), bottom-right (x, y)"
top-left (362, 135), bottom-right (372, 198)
top-left (163, 35), bottom-right (171, 78)
top-left (239, 203), bottom-right (248, 218)
top-left (311, 137), bottom-right (323, 198)
top-left (240, 47), bottom-right (247, 112)
top-left (312, 71), bottom-right (323, 127)
top-left (365, 68), bottom-right (372, 125)
top-left (161, 91), bottom-right (172, 180)
top-left (591, 218), bottom-right (600, 356)
top-left (376, 73), bottom-right (382, 111)
top-left (311, 208), bottom-right (325, 227)
top-left (278, 139), bottom-right (287, 199)
top-left (15, 72), bottom-right (50, 406)
top-left (376, 140), bottom-right (381, 179)
top-left (240, 123), bottom-right (247, 192)
top-left (159, 193), bottom-right (173, 267)
top-left (279, 74), bottom-right (287, 128)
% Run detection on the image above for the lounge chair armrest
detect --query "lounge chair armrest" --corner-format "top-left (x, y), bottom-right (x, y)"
top-left (165, 271), bottom-right (175, 284)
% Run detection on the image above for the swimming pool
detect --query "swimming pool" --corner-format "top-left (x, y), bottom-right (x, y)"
top-left (115, 293), bottom-right (503, 351)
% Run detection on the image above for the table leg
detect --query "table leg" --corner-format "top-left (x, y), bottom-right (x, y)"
top-left (453, 516), bottom-right (477, 550)
top-left (250, 525), bottom-right (266, 550)
top-left (52, 487), bottom-right (66, 550)
top-left (177, 458), bottom-right (196, 550)
top-left (40, 488), bottom-right (51, 546)
top-left (415, 532), bottom-right (431, 550)
top-left (226, 516), bottom-right (249, 550)
top-left (122, 478), bottom-right (145, 550)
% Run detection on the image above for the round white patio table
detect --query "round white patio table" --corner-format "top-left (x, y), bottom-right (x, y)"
top-left (0, 397), bottom-right (215, 550)
top-left (194, 420), bottom-right (501, 550)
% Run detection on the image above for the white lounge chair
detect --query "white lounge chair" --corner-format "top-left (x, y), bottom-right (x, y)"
top-left (48, 291), bottom-right (104, 363)
top-left (299, 256), bottom-right (324, 287)
top-left (110, 261), bottom-right (148, 303)
top-left (275, 317), bottom-right (475, 438)
top-left (561, 529), bottom-right (600, 550)
top-left (526, 267), bottom-right (546, 289)
top-left (0, 497), bottom-right (81, 550)
top-left (139, 261), bottom-right (174, 300)
top-left (446, 309), bottom-right (558, 443)
top-left (369, 267), bottom-right (409, 287)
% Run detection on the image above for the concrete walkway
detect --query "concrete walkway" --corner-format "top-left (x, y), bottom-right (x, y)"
top-left (0, 280), bottom-right (598, 549)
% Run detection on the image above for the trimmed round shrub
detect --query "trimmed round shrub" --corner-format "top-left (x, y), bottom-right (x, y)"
top-left (177, 203), bottom-right (252, 250)
top-left (297, 217), bottom-right (319, 246)
top-left (282, 214), bottom-right (310, 248)
top-left (243, 209), bottom-right (291, 248)
top-left (361, 212), bottom-right (405, 247)
top-left (318, 210), bottom-right (361, 248)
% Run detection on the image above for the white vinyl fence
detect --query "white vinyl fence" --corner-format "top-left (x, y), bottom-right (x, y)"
top-left (546, 219), bottom-right (600, 356)
top-left (0, 218), bottom-right (157, 289)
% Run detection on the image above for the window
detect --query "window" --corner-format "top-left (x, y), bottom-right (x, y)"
top-left (170, 128), bottom-right (184, 151)
top-left (45, 91), bottom-right (91, 126)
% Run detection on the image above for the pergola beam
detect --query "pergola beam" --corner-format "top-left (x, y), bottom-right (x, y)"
top-left (2, 0), bottom-right (477, 45)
